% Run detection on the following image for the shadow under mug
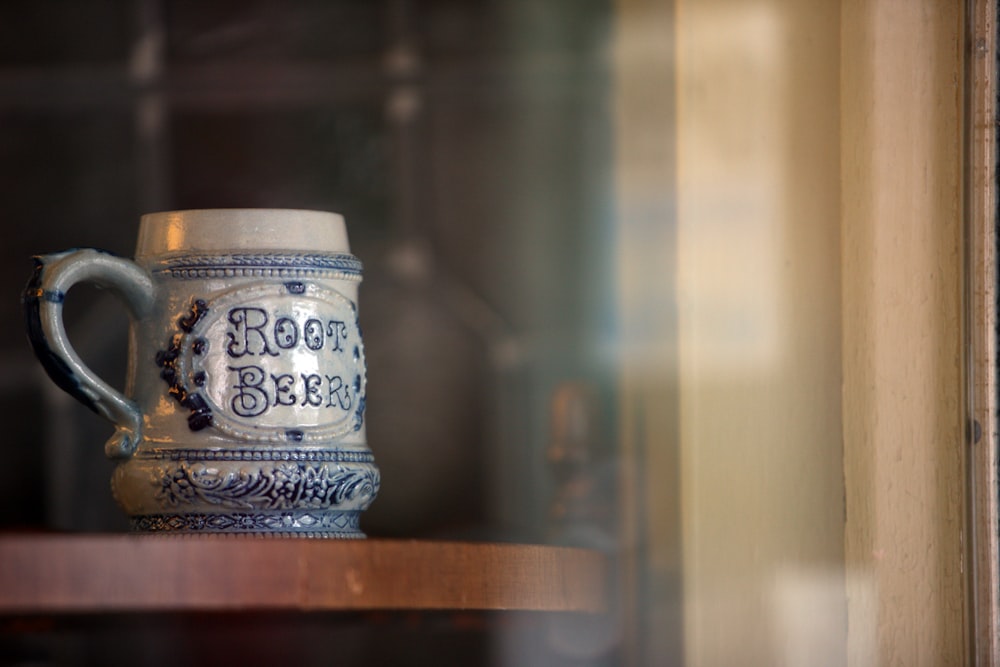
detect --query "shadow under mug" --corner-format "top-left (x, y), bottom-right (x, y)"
top-left (23, 209), bottom-right (379, 537)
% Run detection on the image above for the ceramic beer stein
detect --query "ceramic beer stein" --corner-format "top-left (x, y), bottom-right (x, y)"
top-left (23, 209), bottom-right (378, 537)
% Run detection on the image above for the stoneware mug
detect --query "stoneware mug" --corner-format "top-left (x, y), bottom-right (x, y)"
top-left (23, 209), bottom-right (378, 537)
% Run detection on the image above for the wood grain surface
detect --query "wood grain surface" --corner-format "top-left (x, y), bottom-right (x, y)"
top-left (0, 536), bottom-right (608, 614)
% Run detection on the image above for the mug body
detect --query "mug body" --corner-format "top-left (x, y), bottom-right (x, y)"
top-left (112, 209), bottom-right (377, 536)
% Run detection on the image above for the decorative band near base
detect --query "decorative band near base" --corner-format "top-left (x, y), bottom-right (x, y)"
top-left (130, 510), bottom-right (363, 537)
top-left (153, 461), bottom-right (378, 511)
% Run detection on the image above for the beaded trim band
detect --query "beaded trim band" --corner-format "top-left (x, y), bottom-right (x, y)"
top-left (137, 448), bottom-right (375, 463)
top-left (153, 253), bottom-right (362, 281)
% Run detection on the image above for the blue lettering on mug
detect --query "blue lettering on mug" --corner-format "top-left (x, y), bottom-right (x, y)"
top-left (228, 365), bottom-right (353, 419)
top-left (226, 306), bottom-right (347, 358)
top-left (220, 305), bottom-right (356, 421)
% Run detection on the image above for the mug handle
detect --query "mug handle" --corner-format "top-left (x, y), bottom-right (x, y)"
top-left (23, 249), bottom-right (155, 459)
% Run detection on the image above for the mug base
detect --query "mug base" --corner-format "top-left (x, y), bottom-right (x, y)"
top-left (129, 509), bottom-right (365, 538)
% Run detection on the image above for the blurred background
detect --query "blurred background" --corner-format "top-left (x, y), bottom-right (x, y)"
top-left (0, 1), bottom-right (970, 666)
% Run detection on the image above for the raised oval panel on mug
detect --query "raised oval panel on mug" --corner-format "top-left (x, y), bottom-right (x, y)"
top-left (176, 281), bottom-right (366, 442)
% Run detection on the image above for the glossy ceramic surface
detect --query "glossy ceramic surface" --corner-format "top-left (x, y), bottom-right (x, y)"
top-left (23, 209), bottom-right (378, 537)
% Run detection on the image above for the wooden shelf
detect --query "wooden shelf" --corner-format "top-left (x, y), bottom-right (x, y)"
top-left (0, 535), bottom-right (608, 615)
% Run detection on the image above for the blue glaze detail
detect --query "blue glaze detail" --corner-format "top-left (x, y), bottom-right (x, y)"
top-left (182, 392), bottom-right (213, 431)
top-left (177, 298), bottom-right (208, 333)
top-left (155, 462), bottom-right (379, 510)
top-left (155, 253), bottom-right (363, 280)
top-left (155, 349), bottom-right (177, 365)
top-left (41, 289), bottom-right (65, 304)
top-left (159, 365), bottom-right (176, 384)
top-left (23, 258), bottom-right (100, 414)
top-left (192, 338), bottom-right (207, 355)
top-left (187, 411), bottom-right (213, 431)
top-left (156, 298), bottom-right (214, 431)
top-left (353, 395), bottom-right (366, 432)
top-left (129, 510), bottom-right (363, 536)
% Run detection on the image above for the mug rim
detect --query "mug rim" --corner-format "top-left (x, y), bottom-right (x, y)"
top-left (136, 208), bottom-right (350, 257)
